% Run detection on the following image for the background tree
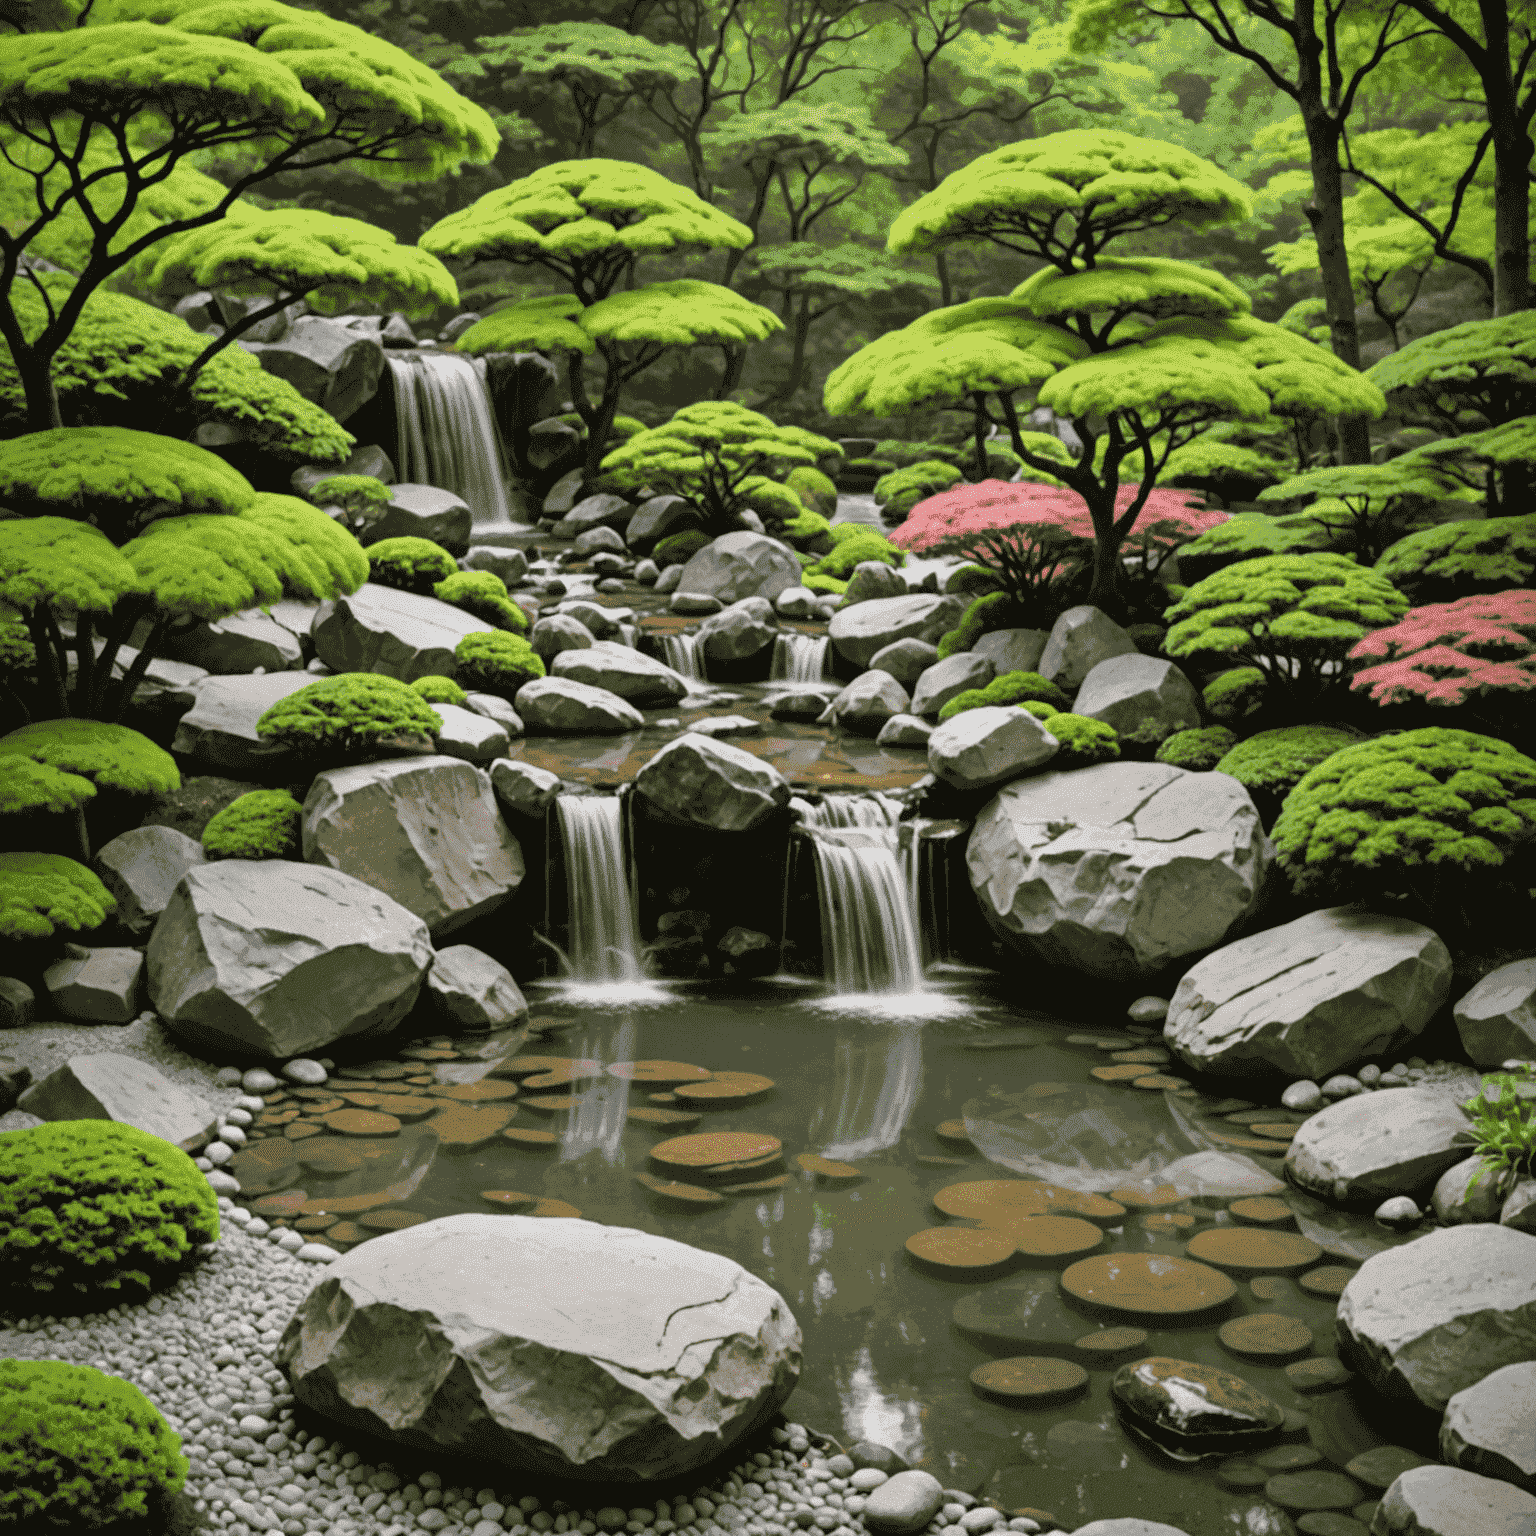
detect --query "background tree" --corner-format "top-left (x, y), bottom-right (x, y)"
top-left (1407, 416), bottom-right (1536, 512)
top-left (1373, 511), bottom-right (1536, 601)
top-left (1364, 311), bottom-right (1536, 435)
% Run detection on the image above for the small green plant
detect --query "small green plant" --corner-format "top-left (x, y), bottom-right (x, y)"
top-left (938, 670), bottom-right (1071, 721)
top-left (936, 591), bottom-right (1028, 659)
top-left (945, 564), bottom-right (1006, 597)
top-left (781, 506), bottom-right (835, 552)
top-left (1156, 725), bottom-right (1239, 770)
top-left (1202, 667), bottom-right (1268, 725)
top-left (784, 465), bottom-right (838, 518)
top-left (366, 536), bottom-right (459, 595)
top-left (805, 526), bottom-right (905, 581)
top-left (410, 675), bottom-right (468, 706)
top-left (256, 674), bottom-right (442, 760)
top-left (1459, 1069), bottom-right (1536, 1199)
top-left (306, 475), bottom-right (393, 518)
top-left (433, 569), bottom-right (528, 633)
top-left (200, 789), bottom-right (304, 861)
top-left (454, 631), bottom-right (546, 698)
top-left (653, 529), bottom-right (712, 569)
top-left (1043, 711), bottom-right (1120, 767)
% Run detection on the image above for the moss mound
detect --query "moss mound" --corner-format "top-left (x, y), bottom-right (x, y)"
top-left (938, 670), bottom-right (1071, 721)
top-left (200, 789), bottom-right (303, 861)
top-left (0, 852), bottom-right (116, 940)
top-left (256, 674), bottom-right (442, 760)
top-left (654, 530), bottom-right (711, 569)
top-left (1044, 711), bottom-right (1121, 768)
top-left (1156, 726), bottom-right (1240, 771)
top-left (410, 675), bottom-right (468, 706)
top-left (937, 591), bottom-right (1027, 659)
top-left (454, 632), bottom-right (546, 698)
top-left (366, 537), bottom-right (459, 595)
top-left (433, 569), bottom-right (528, 633)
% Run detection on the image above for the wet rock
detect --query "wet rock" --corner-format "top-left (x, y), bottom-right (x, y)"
top-left (516, 677), bottom-right (644, 734)
top-left (429, 701), bottom-right (510, 764)
top-left (170, 672), bottom-right (315, 776)
top-left (698, 598), bottom-right (778, 661)
top-left (0, 977), bottom-right (34, 1030)
top-left (929, 706), bottom-right (1059, 792)
top-left (158, 605), bottom-right (305, 675)
top-left (911, 653), bottom-right (995, 718)
top-left (461, 691), bottom-right (523, 739)
top-left (774, 585), bottom-right (821, 620)
top-left (1129, 996), bottom-right (1169, 1023)
top-left (426, 944), bottom-right (530, 1034)
top-left (1440, 1360), bottom-right (1536, 1492)
top-left (1166, 909), bottom-right (1452, 1081)
top-left (17, 1051), bottom-right (217, 1152)
top-left (0, 1053), bottom-right (29, 1112)
top-left (670, 592), bottom-right (723, 615)
top-left (42, 946), bottom-right (143, 1023)
top-left (877, 714), bottom-right (933, 748)
top-left (716, 927), bottom-right (778, 979)
top-left (365, 483), bottom-right (473, 557)
top-left (1112, 1356), bottom-right (1284, 1460)
top-left (462, 546), bottom-right (529, 586)
top-left (849, 1442), bottom-right (910, 1476)
top-left (244, 315), bottom-right (384, 422)
top-left (1336, 1225), bottom-right (1536, 1411)
top-left (1285, 1087), bottom-right (1471, 1207)
top-left (563, 493), bottom-right (633, 536)
top-left (303, 756), bottom-right (523, 939)
top-left (490, 759), bottom-right (562, 820)
top-left (312, 582), bottom-right (495, 682)
top-left (769, 684), bottom-right (841, 722)
top-left (1374, 1195), bottom-right (1422, 1228)
top-left (830, 593), bottom-right (965, 667)
top-left (825, 671), bottom-right (910, 735)
top-left (573, 525), bottom-right (626, 558)
top-left (1283, 1080), bottom-right (1324, 1111)
top-left (869, 637), bottom-right (939, 690)
top-left (1070, 1524), bottom-right (1193, 1536)
top-left (1322, 1073), bottom-right (1366, 1099)
top-left (1374, 1465), bottom-right (1536, 1534)
top-left (92, 826), bottom-right (207, 941)
top-left (973, 628), bottom-right (1049, 675)
top-left (1038, 605), bottom-right (1138, 691)
top-left (1073, 653), bottom-right (1201, 747)
top-left (675, 531), bottom-right (803, 604)
top-left (635, 733), bottom-right (791, 833)
top-left (282, 1058), bottom-right (328, 1085)
top-left (625, 495), bottom-right (703, 556)
top-left (1454, 958), bottom-right (1536, 1068)
top-left (861, 1470), bottom-right (945, 1534)
top-left (530, 614), bottom-right (597, 661)
top-left (1501, 1178), bottom-right (1536, 1233)
top-left (842, 561), bottom-right (907, 607)
top-left (967, 762), bottom-right (1271, 983)
top-left (276, 1213), bottom-right (800, 1480)
top-left (1430, 1154), bottom-right (1505, 1225)
top-left (558, 601), bottom-right (628, 640)
top-left (552, 641), bottom-right (689, 706)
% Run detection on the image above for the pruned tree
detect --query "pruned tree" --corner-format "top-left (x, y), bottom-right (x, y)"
top-left (1365, 311), bottom-right (1536, 436)
top-left (1374, 511), bottom-right (1536, 602)
top-left (1407, 416), bottom-right (1536, 514)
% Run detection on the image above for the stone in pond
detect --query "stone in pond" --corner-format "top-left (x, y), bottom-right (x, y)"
top-left (1112, 1356), bottom-right (1284, 1460)
top-left (502, 1127), bottom-right (558, 1148)
top-left (435, 1080), bottom-right (519, 1104)
top-left (953, 1275), bottom-right (1114, 1360)
top-left (480, 1190), bottom-right (537, 1210)
top-left (1110, 1184), bottom-right (1186, 1210)
top-left (1297, 1267), bottom-right (1354, 1298)
top-left (1284, 1358), bottom-right (1354, 1393)
top-left (860, 1468), bottom-right (945, 1535)
top-left (607, 1061), bottom-right (712, 1085)
top-left (932, 1179), bottom-right (1126, 1226)
top-left (1440, 1359), bottom-right (1536, 1492)
top-left (516, 1061), bottom-right (604, 1088)
top-left (321, 1108), bottom-right (402, 1137)
top-left (650, 1131), bottom-right (783, 1178)
top-left (325, 1221), bottom-right (369, 1245)
top-left (519, 1094), bottom-right (582, 1115)
top-left (794, 1153), bottom-right (863, 1182)
top-left (1071, 1524), bottom-right (1193, 1536)
top-left (1091, 1063), bottom-right (1153, 1083)
top-left (252, 1190), bottom-right (309, 1217)
top-left (528, 1198), bottom-right (583, 1218)
top-left (1144, 1213), bottom-right (1196, 1233)
top-left (296, 1141), bottom-right (367, 1174)
top-left (935, 1119), bottom-right (973, 1144)
top-left (358, 1209), bottom-right (430, 1231)
top-left (1218, 1314), bottom-right (1314, 1360)
top-left (427, 1104), bottom-right (515, 1149)
top-left (634, 1173), bottom-right (726, 1205)
top-left (969, 1357), bottom-right (1089, 1406)
top-left (1061, 1253), bottom-right (1237, 1319)
top-left (1264, 1472), bottom-right (1360, 1512)
top-left (998, 1215), bottom-right (1105, 1263)
top-left (673, 1072), bottom-right (775, 1107)
top-left (904, 1228), bottom-right (1018, 1271)
top-left (1073, 1327), bottom-right (1150, 1362)
top-left (1185, 1228), bottom-right (1323, 1275)
top-left (229, 1141), bottom-right (301, 1194)
top-left (627, 1106), bottom-right (703, 1129)
top-left (1344, 1447), bottom-right (1432, 1493)
top-left (1374, 1466), bottom-right (1536, 1535)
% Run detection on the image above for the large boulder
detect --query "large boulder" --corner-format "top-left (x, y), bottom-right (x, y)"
top-left (1072, 654), bottom-right (1201, 747)
top-left (42, 946), bottom-right (143, 1023)
top-left (302, 757), bottom-right (524, 940)
top-left (973, 628), bottom-right (1049, 675)
top-left (429, 703), bottom-right (510, 765)
top-left (243, 315), bottom-right (384, 422)
top-left (1336, 1225), bottom-right (1536, 1411)
top-left (365, 484), bottom-right (474, 558)
top-left (910, 653), bottom-right (994, 718)
top-left (157, 606), bottom-right (304, 675)
top-left (928, 706), bottom-right (1059, 793)
top-left (559, 492), bottom-right (632, 536)
top-left (530, 614), bottom-right (597, 661)
top-left (625, 495), bottom-right (703, 556)
top-left (93, 826), bottom-right (207, 941)
top-left (515, 677), bottom-right (644, 735)
top-left (697, 599), bottom-right (777, 662)
top-left (424, 945), bottom-right (529, 1035)
top-left (274, 1214), bottom-right (801, 1481)
top-left (17, 1053), bottom-right (216, 1153)
top-left (1372, 1466), bottom-right (1536, 1536)
top-left (830, 594), bottom-right (964, 667)
top-left (171, 672), bottom-right (315, 777)
top-left (1285, 1086), bottom-right (1472, 1207)
top-left (147, 861), bottom-right (433, 1059)
top-left (490, 759), bottom-right (563, 820)
top-left (841, 561), bottom-right (907, 607)
top-left (1165, 908), bottom-right (1453, 1080)
top-left (675, 532), bottom-right (802, 604)
top-left (551, 642), bottom-right (689, 706)
top-left (966, 762), bottom-right (1272, 983)
top-left (823, 671), bottom-right (910, 736)
top-left (1454, 958), bottom-right (1536, 1067)
top-left (868, 638), bottom-right (939, 691)
top-left (1038, 605), bottom-right (1138, 691)
top-left (1441, 1361), bottom-right (1536, 1492)
top-left (635, 734), bottom-right (791, 833)
top-left (311, 582), bottom-right (495, 683)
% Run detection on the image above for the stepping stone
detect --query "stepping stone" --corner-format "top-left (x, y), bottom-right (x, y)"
top-left (1204, 1129), bottom-right (1298, 1153)
top-left (627, 1106), bottom-right (703, 1129)
top-left (1144, 1212), bottom-right (1196, 1232)
top-left (795, 1153), bottom-right (863, 1182)
top-left (298, 1188), bottom-right (405, 1216)
top-left (511, 1059), bottom-right (604, 1088)
top-left (1091, 1063), bottom-right (1153, 1082)
top-left (647, 1092), bottom-right (676, 1104)
top-left (229, 1142), bottom-right (299, 1194)
top-left (358, 1208), bottom-right (430, 1231)
top-left (399, 1046), bottom-right (458, 1061)
top-left (905, 1227), bottom-right (1018, 1271)
top-left (673, 1071), bottom-right (776, 1107)
top-left (934, 1179), bottom-right (1126, 1227)
top-left (650, 1131), bottom-right (783, 1179)
top-left (1227, 1109), bottom-right (1307, 1126)
top-left (1061, 1252), bottom-right (1238, 1319)
top-left (1264, 1472), bottom-right (1361, 1512)
top-left (325, 1221), bottom-right (369, 1244)
top-left (634, 1172), bottom-right (726, 1204)
top-left (1343, 1447), bottom-right (1433, 1492)
top-left (427, 1104), bottom-right (516, 1149)
top-left (970, 1357), bottom-right (1090, 1406)
top-left (1285, 1358), bottom-right (1355, 1393)
top-left (295, 1213), bottom-right (339, 1232)
top-left (285, 1122), bottom-right (325, 1141)
top-left (1216, 1461), bottom-right (1270, 1491)
top-left (321, 1108), bottom-right (402, 1137)
top-left (1229, 1197), bottom-right (1297, 1228)
top-left (935, 1119), bottom-right (974, 1144)
top-left (1297, 1266), bottom-right (1354, 1298)
top-left (916, 1155), bottom-right (970, 1168)
top-left (1186, 1228), bottom-right (1324, 1275)
top-left (1248, 1124), bottom-right (1299, 1142)
top-left (1111, 1184), bottom-right (1185, 1209)
top-left (251, 1190), bottom-right (308, 1216)
top-left (1112, 1356), bottom-right (1284, 1458)
top-left (997, 1215), bottom-right (1105, 1264)
top-left (520, 1094), bottom-right (584, 1114)
top-left (1257, 1445), bottom-right (1323, 1471)
top-left (607, 1061), bottom-right (712, 1085)
top-left (1111, 1048), bottom-right (1171, 1064)
top-left (502, 1127), bottom-right (558, 1148)
top-left (1218, 1314), bottom-right (1315, 1360)
top-left (295, 1141), bottom-right (366, 1174)
top-left (527, 1198), bottom-right (582, 1217)
top-left (292, 1087), bottom-right (343, 1102)
top-left (479, 1190), bottom-right (537, 1210)
top-left (719, 1173), bottom-right (794, 1194)
top-left (357, 1095), bottom-right (440, 1121)
top-left (1134, 1075), bottom-right (1192, 1091)
top-left (1073, 1326), bottom-right (1149, 1363)
top-left (435, 1080), bottom-right (520, 1103)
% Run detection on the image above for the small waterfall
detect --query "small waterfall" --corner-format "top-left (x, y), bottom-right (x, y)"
top-left (900, 818), bottom-right (933, 967)
top-left (555, 794), bottom-right (647, 985)
top-left (770, 632), bottom-right (831, 682)
top-left (663, 632), bottom-right (705, 682)
top-left (806, 793), bottom-right (903, 830)
top-left (389, 352), bottom-right (516, 532)
top-left (809, 825), bottom-right (926, 995)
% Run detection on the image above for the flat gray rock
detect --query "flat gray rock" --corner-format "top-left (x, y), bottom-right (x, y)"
top-left (42, 946), bottom-right (143, 1024)
top-left (93, 826), bottom-right (207, 941)
top-left (1073, 653), bottom-right (1200, 747)
top-left (675, 531), bottom-right (802, 604)
top-left (1373, 1464), bottom-right (1536, 1534)
top-left (462, 546), bottom-right (529, 586)
top-left (876, 714), bottom-right (932, 748)
top-left (635, 733), bottom-right (790, 832)
top-left (530, 614), bottom-right (597, 661)
top-left (830, 594), bottom-right (965, 667)
top-left (1455, 957), bottom-right (1536, 1067)
top-left (773, 585), bottom-right (821, 621)
top-left (367, 482), bottom-right (472, 557)
top-left (698, 599), bottom-right (777, 661)
top-left (860, 1470), bottom-right (944, 1534)
top-left (171, 672), bottom-right (314, 776)
top-left (430, 702), bottom-right (510, 764)
top-left (551, 641), bottom-right (689, 706)
top-left (1038, 605), bottom-right (1137, 690)
top-left (910, 653), bottom-right (994, 718)
top-left (18, 1052), bottom-right (217, 1153)
top-left (928, 706), bottom-right (1059, 792)
top-left (158, 605), bottom-right (304, 675)
top-left (515, 676), bottom-right (644, 735)
top-left (461, 692), bottom-right (523, 739)
top-left (1441, 1360), bottom-right (1536, 1491)
top-left (312, 582), bottom-right (494, 682)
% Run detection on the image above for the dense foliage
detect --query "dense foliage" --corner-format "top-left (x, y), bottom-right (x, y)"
top-left (1374, 515), bottom-right (1536, 605)
top-left (256, 674), bottom-right (442, 760)
top-left (0, 851), bottom-right (116, 940)
top-left (937, 670), bottom-right (1071, 720)
top-left (454, 631), bottom-right (545, 697)
top-left (433, 570), bottom-right (529, 633)
top-left (1214, 724), bottom-right (1361, 820)
top-left (200, 789), bottom-right (304, 861)
top-left (366, 537), bottom-right (460, 595)
top-left (1156, 725), bottom-right (1239, 770)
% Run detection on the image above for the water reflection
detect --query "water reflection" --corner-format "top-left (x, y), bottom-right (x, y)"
top-left (815, 1025), bottom-right (924, 1163)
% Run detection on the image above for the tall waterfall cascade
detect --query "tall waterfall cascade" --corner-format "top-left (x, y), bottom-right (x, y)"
top-left (554, 794), bottom-right (648, 987)
top-left (770, 632), bottom-right (831, 682)
top-left (389, 352), bottom-right (517, 532)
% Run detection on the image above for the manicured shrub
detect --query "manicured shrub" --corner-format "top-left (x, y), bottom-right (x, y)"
top-left (873, 459), bottom-right (964, 521)
top-left (805, 526), bottom-right (905, 580)
top-left (200, 789), bottom-right (303, 861)
top-left (1173, 510), bottom-right (1336, 585)
top-left (0, 1119), bottom-right (219, 1298)
top-left (433, 569), bottom-right (529, 633)
top-left (0, 851), bottom-right (115, 940)
top-left (1270, 727), bottom-right (1536, 919)
top-left (256, 674), bottom-right (442, 760)
top-left (1045, 711), bottom-right (1121, 768)
top-left (1203, 667), bottom-right (1267, 725)
top-left (782, 506), bottom-right (834, 551)
top-left (944, 564), bottom-right (1006, 597)
top-left (784, 465), bottom-right (838, 517)
top-left (871, 439), bottom-right (967, 471)
top-left (1374, 514), bottom-right (1536, 604)
top-left (410, 675), bottom-right (468, 706)
top-left (1214, 724), bottom-right (1361, 821)
top-left (305, 474), bottom-right (392, 517)
top-left (366, 536), bottom-right (459, 595)
top-left (454, 631), bottom-right (546, 698)
top-left (937, 670), bottom-right (1071, 721)
top-left (1156, 725), bottom-right (1239, 770)
top-left (654, 529), bottom-right (712, 569)
top-left (0, 1359), bottom-right (190, 1529)
top-left (936, 591), bottom-right (1029, 660)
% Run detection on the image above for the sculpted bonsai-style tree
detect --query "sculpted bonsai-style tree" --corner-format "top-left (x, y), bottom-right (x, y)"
top-left (1374, 514), bottom-right (1536, 604)
top-left (1366, 313), bottom-right (1536, 439)
top-left (827, 131), bottom-right (1384, 613)
top-left (0, 0), bottom-right (499, 427)
top-left (1405, 418), bottom-right (1536, 518)
top-left (0, 851), bottom-right (116, 941)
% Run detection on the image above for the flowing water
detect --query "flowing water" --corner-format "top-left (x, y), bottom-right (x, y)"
top-left (771, 632), bottom-right (832, 682)
top-left (663, 632), bottom-right (706, 682)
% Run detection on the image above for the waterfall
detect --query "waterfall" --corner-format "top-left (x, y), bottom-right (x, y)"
top-left (900, 818), bottom-right (934, 967)
top-left (389, 353), bottom-right (516, 532)
top-left (809, 825), bottom-right (926, 995)
top-left (554, 795), bottom-right (648, 987)
top-left (770, 632), bottom-right (831, 682)
top-left (663, 632), bottom-right (705, 682)
top-left (806, 793), bottom-right (903, 830)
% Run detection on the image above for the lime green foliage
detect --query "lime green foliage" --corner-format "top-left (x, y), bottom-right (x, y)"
top-left (0, 1118), bottom-right (218, 1296)
top-left (803, 572), bottom-right (849, 595)
top-left (946, 565), bottom-right (1006, 597)
top-left (0, 756), bottom-right (94, 837)
top-left (654, 530), bottom-right (712, 569)
top-left (239, 494), bottom-right (369, 598)
top-left (1021, 700), bottom-right (1060, 722)
top-left (1374, 515), bottom-right (1536, 604)
top-left (1256, 460), bottom-right (1467, 563)
top-left (454, 631), bottom-right (545, 698)
top-left (0, 851), bottom-right (115, 939)
top-left (0, 720), bottom-right (178, 799)
top-left (782, 507), bottom-right (834, 551)
top-left (806, 527), bottom-right (905, 581)
top-left (200, 789), bottom-right (302, 861)
top-left (0, 517), bottom-right (144, 619)
top-left (1365, 312), bottom-right (1536, 434)
top-left (784, 465), bottom-right (837, 518)
top-left (1271, 728), bottom-right (1536, 915)
top-left (1214, 725), bottom-right (1361, 812)
top-left (410, 676), bottom-right (467, 706)
top-left (1204, 667), bottom-right (1268, 725)
top-left (1173, 511), bottom-right (1333, 584)
top-left (1156, 725), bottom-right (1239, 770)
top-left (1408, 418), bottom-right (1536, 518)
top-left (1164, 554), bottom-right (1409, 716)
top-left (257, 674), bottom-right (442, 759)
top-left (874, 460), bottom-right (964, 521)
top-left (306, 475), bottom-right (393, 516)
top-left (433, 570), bottom-right (528, 634)
top-left (937, 591), bottom-right (1026, 660)
top-left (1045, 711), bottom-right (1121, 768)
top-left (0, 1359), bottom-right (189, 1528)
top-left (938, 670), bottom-right (1071, 721)
top-left (872, 439), bottom-right (967, 471)
top-left (366, 537), bottom-right (459, 595)
top-left (1460, 1070), bottom-right (1536, 1200)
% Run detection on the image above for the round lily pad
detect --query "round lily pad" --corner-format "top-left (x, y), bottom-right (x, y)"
top-left (480, 1190), bottom-right (537, 1210)
top-left (284, 1122), bottom-right (324, 1141)
top-left (1186, 1229), bottom-right (1323, 1276)
top-left (321, 1108), bottom-right (402, 1137)
top-left (1229, 1197), bottom-right (1297, 1227)
top-left (294, 1213), bottom-right (338, 1232)
top-left (1110, 1184), bottom-right (1185, 1209)
top-left (1218, 1313), bottom-right (1314, 1360)
top-left (673, 1072), bottom-right (776, 1108)
top-left (520, 1064), bottom-right (606, 1091)
top-left (994, 1215), bottom-right (1105, 1264)
top-left (436, 1080), bottom-right (520, 1103)
top-left (1284, 1357), bottom-right (1355, 1393)
top-left (1144, 1212), bottom-right (1197, 1232)
top-left (935, 1180), bottom-right (1127, 1227)
top-left (427, 1104), bottom-right (516, 1149)
top-left (1072, 1326), bottom-right (1149, 1362)
top-left (1298, 1266), bottom-right (1355, 1298)
top-left (627, 1106), bottom-right (703, 1129)
top-left (528, 1198), bottom-right (582, 1218)
top-left (935, 1119), bottom-right (974, 1145)
top-left (970, 1357), bottom-right (1090, 1406)
top-left (491, 1056), bottom-right (602, 1083)
top-left (651, 1131), bottom-right (783, 1177)
top-left (1091, 1063), bottom-right (1154, 1082)
top-left (520, 1094), bottom-right (585, 1115)
top-left (635, 1172), bottom-right (726, 1204)
top-left (905, 1227), bottom-right (1018, 1271)
top-left (501, 1127), bottom-right (559, 1148)
top-left (795, 1153), bottom-right (863, 1182)
top-left (1061, 1252), bottom-right (1237, 1318)
top-left (608, 1061), bottom-right (713, 1085)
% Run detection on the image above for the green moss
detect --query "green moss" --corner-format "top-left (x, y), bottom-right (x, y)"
top-left (454, 631), bottom-right (546, 698)
top-left (1214, 724), bottom-right (1360, 817)
top-left (784, 465), bottom-right (837, 517)
top-left (0, 1120), bottom-right (218, 1299)
top-left (938, 670), bottom-right (1071, 721)
top-left (782, 507), bottom-right (834, 551)
top-left (873, 458), bottom-right (964, 518)
top-left (1203, 667), bottom-right (1268, 724)
top-left (366, 537), bottom-right (459, 595)
top-left (0, 1359), bottom-right (189, 1528)
top-left (806, 527), bottom-right (905, 580)
top-left (944, 564), bottom-right (1006, 597)
top-left (1021, 700), bottom-right (1060, 721)
top-left (653, 529), bottom-right (712, 569)
top-left (410, 675), bottom-right (467, 705)
top-left (0, 851), bottom-right (115, 940)
top-left (200, 789), bottom-right (303, 861)
top-left (1047, 711), bottom-right (1121, 768)
top-left (1156, 726), bottom-right (1239, 771)
top-left (936, 591), bottom-right (1027, 660)
top-left (1173, 510), bottom-right (1333, 583)
top-left (802, 572), bottom-right (849, 595)
top-left (256, 674), bottom-right (442, 760)
top-left (0, 721), bottom-right (178, 798)
top-left (433, 569), bottom-right (529, 633)
top-left (306, 474), bottom-right (392, 515)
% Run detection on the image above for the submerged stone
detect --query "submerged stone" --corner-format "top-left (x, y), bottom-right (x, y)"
top-left (1112, 1356), bottom-right (1284, 1460)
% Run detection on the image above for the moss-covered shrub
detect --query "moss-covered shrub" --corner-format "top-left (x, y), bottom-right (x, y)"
top-left (200, 789), bottom-right (303, 861)
top-left (410, 675), bottom-right (467, 706)
top-left (938, 670), bottom-right (1071, 721)
top-left (802, 572), bottom-right (849, 595)
top-left (1374, 513), bottom-right (1536, 604)
top-left (784, 465), bottom-right (838, 518)
top-left (0, 721), bottom-right (178, 802)
top-left (0, 1359), bottom-right (190, 1529)
top-left (1156, 725), bottom-right (1239, 771)
top-left (782, 506), bottom-right (834, 553)
top-left (0, 851), bottom-right (116, 940)
top-left (454, 631), bottom-right (546, 698)
top-left (1021, 700), bottom-right (1059, 722)
top-left (873, 459), bottom-right (964, 520)
top-left (936, 591), bottom-right (1028, 660)
top-left (366, 536), bottom-right (459, 595)
top-left (805, 526), bottom-right (905, 581)
top-left (1203, 667), bottom-right (1268, 725)
top-left (433, 570), bottom-right (528, 633)
top-left (256, 674), bottom-right (441, 760)
top-left (1045, 711), bottom-right (1121, 768)
top-left (305, 475), bottom-right (392, 517)
top-left (654, 529), bottom-right (712, 569)
top-left (0, 1120), bottom-right (218, 1299)
top-left (944, 564), bottom-right (1006, 597)
top-left (1214, 724), bottom-right (1361, 822)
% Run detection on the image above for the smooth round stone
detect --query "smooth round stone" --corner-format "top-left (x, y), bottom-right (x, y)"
top-left (1282, 1081), bottom-right (1324, 1111)
top-left (1343, 1446), bottom-right (1432, 1492)
top-left (607, 1060), bottom-right (712, 1085)
top-left (1294, 1516), bottom-right (1367, 1536)
top-left (635, 1172), bottom-right (726, 1204)
top-left (1297, 1266), bottom-right (1354, 1298)
top-left (651, 1130), bottom-right (783, 1177)
top-left (295, 1212), bottom-right (339, 1232)
top-left (861, 1469), bottom-right (945, 1534)
top-left (935, 1180), bottom-right (1126, 1226)
top-left (1373, 1195), bottom-right (1421, 1228)
top-left (281, 1058), bottom-right (328, 1085)
top-left (906, 1227), bottom-right (1018, 1270)
top-left (1284, 1358), bottom-right (1355, 1393)
top-left (479, 1190), bottom-right (537, 1210)
top-left (320, 1108), bottom-right (402, 1137)
top-left (969, 1357), bottom-right (1089, 1406)
top-left (1073, 1326), bottom-right (1149, 1362)
top-left (994, 1215), bottom-right (1105, 1263)
top-left (1061, 1252), bottom-right (1237, 1319)
top-left (796, 1152), bottom-right (864, 1182)
top-left (1229, 1197), bottom-right (1297, 1228)
top-left (242, 1067), bottom-right (281, 1094)
top-left (673, 1071), bottom-right (775, 1107)
top-left (1264, 1472), bottom-right (1361, 1512)
top-left (357, 1208), bottom-right (429, 1231)
top-left (1256, 1445), bottom-right (1323, 1471)
top-left (1218, 1313), bottom-right (1314, 1360)
top-left (1111, 1184), bottom-right (1185, 1210)
top-left (501, 1127), bottom-right (559, 1148)
top-left (1128, 996), bottom-right (1170, 1022)
top-left (1112, 1357), bottom-right (1284, 1457)
top-left (325, 1220), bottom-right (368, 1244)
top-left (1186, 1228), bottom-right (1323, 1275)
top-left (1091, 1063), bottom-right (1153, 1082)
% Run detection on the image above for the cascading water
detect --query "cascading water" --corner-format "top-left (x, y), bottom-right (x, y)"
top-left (662, 633), bottom-right (705, 682)
top-left (806, 793), bottom-right (904, 831)
top-left (770, 632), bottom-right (830, 682)
top-left (809, 826), bottom-right (926, 994)
top-left (554, 794), bottom-right (649, 988)
top-left (389, 352), bottom-right (516, 532)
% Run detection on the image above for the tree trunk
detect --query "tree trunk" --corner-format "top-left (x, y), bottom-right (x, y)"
top-left (1085, 514), bottom-right (1125, 614)
top-left (17, 346), bottom-right (63, 431)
